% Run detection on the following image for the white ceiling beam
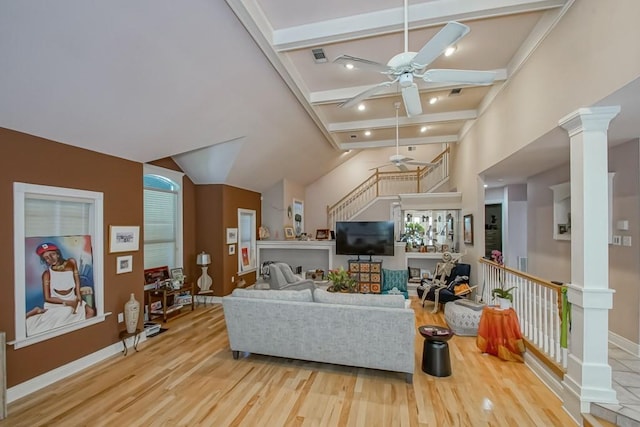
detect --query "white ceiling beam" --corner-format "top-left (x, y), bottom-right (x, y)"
top-left (329, 110), bottom-right (477, 132)
top-left (310, 69), bottom-right (507, 105)
top-left (272, 0), bottom-right (567, 51)
top-left (339, 135), bottom-right (458, 150)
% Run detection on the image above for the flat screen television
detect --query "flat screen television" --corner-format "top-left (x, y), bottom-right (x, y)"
top-left (335, 221), bottom-right (395, 256)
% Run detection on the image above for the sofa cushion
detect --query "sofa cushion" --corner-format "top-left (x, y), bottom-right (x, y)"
top-left (313, 288), bottom-right (405, 308)
top-left (276, 262), bottom-right (299, 284)
top-left (382, 268), bottom-right (408, 292)
top-left (231, 288), bottom-right (313, 302)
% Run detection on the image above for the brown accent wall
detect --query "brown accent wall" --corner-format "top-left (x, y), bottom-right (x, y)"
top-left (196, 185), bottom-right (261, 296)
top-left (0, 128), bottom-right (144, 387)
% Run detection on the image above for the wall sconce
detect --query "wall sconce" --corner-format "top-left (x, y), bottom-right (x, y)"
top-left (406, 213), bottom-right (412, 222)
top-left (196, 251), bottom-right (212, 292)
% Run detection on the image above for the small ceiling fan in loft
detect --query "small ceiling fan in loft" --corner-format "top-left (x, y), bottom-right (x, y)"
top-left (370, 102), bottom-right (436, 171)
top-left (334, 0), bottom-right (497, 117)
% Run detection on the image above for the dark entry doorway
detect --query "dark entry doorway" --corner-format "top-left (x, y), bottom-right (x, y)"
top-left (484, 203), bottom-right (502, 258)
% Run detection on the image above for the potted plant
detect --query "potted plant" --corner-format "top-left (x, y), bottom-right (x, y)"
top-left (489, 250), bottom-right (515, 309)
top-left (327, 267), bottom-right (358, 293)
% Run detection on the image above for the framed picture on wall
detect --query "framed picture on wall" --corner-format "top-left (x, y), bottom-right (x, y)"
top-left (463, 214), bottom-right (474, 244)
top-left (284, 226), bottom-right (296, 240)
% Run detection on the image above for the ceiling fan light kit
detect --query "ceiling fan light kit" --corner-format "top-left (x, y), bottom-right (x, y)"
top-left (334, 0), bottom-right (497, 118)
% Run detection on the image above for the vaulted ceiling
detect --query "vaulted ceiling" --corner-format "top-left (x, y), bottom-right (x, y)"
top-left (2, 1), bottom-right (639, 192)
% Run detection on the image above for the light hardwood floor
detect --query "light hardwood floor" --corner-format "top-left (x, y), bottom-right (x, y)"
top-left (2, 298), bottom-right (577, 426)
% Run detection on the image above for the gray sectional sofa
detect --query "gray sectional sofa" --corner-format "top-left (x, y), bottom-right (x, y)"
top-left (222, 288), bottom-right (416, 383)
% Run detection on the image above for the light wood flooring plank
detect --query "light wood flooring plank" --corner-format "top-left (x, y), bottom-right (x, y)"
top-left (1, 298), bottom-right (576, 426)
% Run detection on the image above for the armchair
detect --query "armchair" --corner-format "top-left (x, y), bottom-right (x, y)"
top-left (418, 258), bottom-right (474, 313)
top-left (267, 263), bottom-right (316, 291)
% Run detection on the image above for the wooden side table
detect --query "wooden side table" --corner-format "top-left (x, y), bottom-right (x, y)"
top-left (476, 306), bottom-right (525, 362)
top-left (119, 328), bottom-right (142, 356)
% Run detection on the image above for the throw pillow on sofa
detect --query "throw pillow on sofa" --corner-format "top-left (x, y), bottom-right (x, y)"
top-left (382, 268), bottom-right (408, 293)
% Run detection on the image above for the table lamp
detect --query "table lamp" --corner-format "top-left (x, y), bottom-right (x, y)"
top-left (196, 252), bottom-right (212, 292)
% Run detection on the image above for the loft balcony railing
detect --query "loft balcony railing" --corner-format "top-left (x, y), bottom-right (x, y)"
top-left (327, 148), bottom-right (450, 227)
top-left (479, 258), bottom-right (569, 377)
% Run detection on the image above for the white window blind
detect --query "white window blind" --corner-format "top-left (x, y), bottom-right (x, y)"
top-left (25, 198), bottom-right (91, 237)
top-left (143, 188), bottom-right (177, 269)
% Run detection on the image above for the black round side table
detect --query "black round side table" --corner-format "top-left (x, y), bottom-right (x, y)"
top-left (418, 325), bottom-right (454, 377)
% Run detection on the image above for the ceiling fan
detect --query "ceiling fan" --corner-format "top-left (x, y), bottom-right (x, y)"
top-left (370, 102), bottom-right (436, 171)
top-left (334, 0), bottom-right (497, 117)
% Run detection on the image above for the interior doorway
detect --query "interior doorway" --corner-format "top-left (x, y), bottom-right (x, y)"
top-left (484, 203), bottom-right (502, 258)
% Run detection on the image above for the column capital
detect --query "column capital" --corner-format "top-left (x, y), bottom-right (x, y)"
top-left (566, 283), bottom-right (614, 309)
top-left (559, 106), bottom-right (621, 137)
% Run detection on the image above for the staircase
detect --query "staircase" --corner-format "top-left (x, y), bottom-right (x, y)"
top-left (327, 148), bottom-right (450, 227)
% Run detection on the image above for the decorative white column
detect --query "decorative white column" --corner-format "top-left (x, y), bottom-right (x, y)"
top-left (558, 106), bottom-right (620, 420)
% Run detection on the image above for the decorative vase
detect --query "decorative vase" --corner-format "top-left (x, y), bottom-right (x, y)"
top-left (498, 297), bottom-right (511, 310)
top-left (124, 293), bottom-right (140, 333)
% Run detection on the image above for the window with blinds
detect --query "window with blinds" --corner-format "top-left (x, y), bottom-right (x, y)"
top-left (143, 172), bottom-right (181, 270)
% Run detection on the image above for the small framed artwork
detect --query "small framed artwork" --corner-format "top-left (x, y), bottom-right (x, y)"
top-left (284, 226), bottom-right (296, 240)
top-left (109, 225), bottom-right (140, 253)
top-left (463, 214), bottom-right (474, 245)
top-left (170, 267), bottom-right (184, 281)
top-left (426, 245), bottom-right (437, 253)
top-left (226, 228), bottom-right (238, 244)
top-left (228, 244), bottom-right (236, 255)
top-left (315, 229), bottom-right (330, 240)
top-left (116, 255), bottom-right (133, 274)
top-left (441, 244), bottom-right (450, 253)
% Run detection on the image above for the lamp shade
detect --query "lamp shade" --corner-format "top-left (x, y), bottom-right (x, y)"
top-left (196, 252), bottom-right (211, 266)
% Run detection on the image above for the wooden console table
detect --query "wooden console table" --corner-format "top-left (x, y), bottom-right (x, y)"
top-left (144, 283), bottom-right (195, 323)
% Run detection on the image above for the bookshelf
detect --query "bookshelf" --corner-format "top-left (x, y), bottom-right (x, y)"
top-left (144, 283), bottom-right (195, 323)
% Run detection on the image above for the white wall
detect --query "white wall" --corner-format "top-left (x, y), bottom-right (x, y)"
top-left (505, 184), bottom-right (527, 270)
top-left (608, 138), bottom-right (640, 344)
top-left (261, 180), bottom-right (285, 240)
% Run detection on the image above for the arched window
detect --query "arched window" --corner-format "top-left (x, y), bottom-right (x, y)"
top-left (143, 165), bottom-right (183, 270)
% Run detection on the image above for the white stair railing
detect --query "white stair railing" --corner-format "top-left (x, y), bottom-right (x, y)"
top-left (479, 259), bottom-right (568, 371)
top-left (327, 149), bottom-right (449, 227)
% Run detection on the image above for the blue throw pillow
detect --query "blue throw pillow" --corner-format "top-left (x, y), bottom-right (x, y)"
top-left (382, 268), bottom-right (408, 292)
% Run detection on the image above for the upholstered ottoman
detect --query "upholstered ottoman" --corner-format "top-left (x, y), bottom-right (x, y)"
top-left (444, 300), bottom-right (485, 336)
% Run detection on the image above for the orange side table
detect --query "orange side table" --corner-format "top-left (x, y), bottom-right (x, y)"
top-left (476, 306), bottom-right (525, 362)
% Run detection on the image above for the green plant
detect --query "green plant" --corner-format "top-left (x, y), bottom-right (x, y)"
top-left (403, 222), bottom-right (425, 246)
top-left (327, 267), bottom-right (358, 293)
top-left (491, 286), bottom-right (516, 302)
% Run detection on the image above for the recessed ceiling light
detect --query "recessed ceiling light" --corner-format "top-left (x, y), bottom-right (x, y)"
top-left (497, 178), bottom-right (504, 182)
top-left (444, 45), bottom-right (456, 57)
top-left (484, 184), bottom-right (488, 188)
top-left (357, 104), bottom-right (366, 111)
top-left (420, 126), bottom-right (428, 133)
top-left (345, 63), bottom-right (354, 70)
top-left (364, 130), bottom-right (371, 136)
top-left (429, 97), bottom-right (438, 105)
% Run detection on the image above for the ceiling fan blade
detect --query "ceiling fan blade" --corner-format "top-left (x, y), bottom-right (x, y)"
top-left (368, 163), bottom-right (392, 171)
top-left (396, 163), bottom-right (409, 172)
top-left (334, 54), bottom-right (393, 74)
top-left (423, 69), bottom-right (497, 85)
top-left (404, 160), bottom-right (437, 166)
top-left (339, 80), bottom-right (396, 108)
top-left (411, 21), bottom-right (470, 68)
top-left (402, 84), bottom-right (422, 117)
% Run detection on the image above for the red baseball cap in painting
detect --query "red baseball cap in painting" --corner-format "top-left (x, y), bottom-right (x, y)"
top-left (36, 242), bottom-right (59, 256)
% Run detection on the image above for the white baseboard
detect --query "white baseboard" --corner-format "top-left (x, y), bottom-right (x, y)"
top-left (7, 334), bottom-right (146, 403)
top-left (608, 331), bottom-right (640, 357)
